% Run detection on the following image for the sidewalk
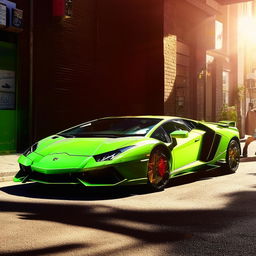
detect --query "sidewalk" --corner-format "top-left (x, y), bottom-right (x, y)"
top-left (0, 139), bottom-right (256, 182)
top-left (0, 154), bottom-right (20, 182)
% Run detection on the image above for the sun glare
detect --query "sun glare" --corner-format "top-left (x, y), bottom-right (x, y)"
top-left (238, 15), bottom-right (256, 45)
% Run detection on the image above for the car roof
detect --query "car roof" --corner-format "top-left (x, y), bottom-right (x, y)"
top-left (100, 115), bottom-right (179, 120)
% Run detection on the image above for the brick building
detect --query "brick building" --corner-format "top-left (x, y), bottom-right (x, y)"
top-left (0, 0), bottom-right (251, 153)
top-left (163, 0), bottom-right (242, 121)
top-left (237, 0), bottom-right (256, 117)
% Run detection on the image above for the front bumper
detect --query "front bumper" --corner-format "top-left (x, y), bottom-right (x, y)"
top-left (14, 164), bottom-right (127, 186)
top-left (14, 160), bottom-right (148, 187)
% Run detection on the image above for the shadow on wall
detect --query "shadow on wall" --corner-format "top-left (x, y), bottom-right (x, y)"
top-left (164, 76), bottom-right (190, 118)
top-left (164, 76), bottom-right (177, 116)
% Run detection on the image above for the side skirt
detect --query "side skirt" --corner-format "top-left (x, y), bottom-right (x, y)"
top-left (171, 162), bottom-right (221, 178)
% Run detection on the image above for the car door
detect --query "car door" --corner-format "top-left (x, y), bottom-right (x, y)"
top-left (162, 120), bottom-right (204, 170)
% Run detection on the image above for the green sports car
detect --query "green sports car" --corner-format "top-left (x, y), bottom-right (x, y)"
top-left (14, 116), bottom-right (240, 191)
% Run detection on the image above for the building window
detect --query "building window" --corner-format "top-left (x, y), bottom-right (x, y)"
top-left (223, 71), bottom-right (229, 105)
top-left (215, 20), bottom-right (223, 50)
top-left (175, 41), bottom-right (190, 117)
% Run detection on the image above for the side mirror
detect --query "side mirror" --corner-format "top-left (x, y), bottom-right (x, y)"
top-left (170, 130), bottom-right (189, 138)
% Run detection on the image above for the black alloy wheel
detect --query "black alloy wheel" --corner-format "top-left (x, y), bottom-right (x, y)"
top-left (224, 139), bottom-right (240, 173)
top-left (147, 148), bottom-right (170, 191)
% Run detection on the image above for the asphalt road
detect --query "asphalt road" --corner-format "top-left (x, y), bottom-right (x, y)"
top-left (1, 162), bottom-right (256, 256)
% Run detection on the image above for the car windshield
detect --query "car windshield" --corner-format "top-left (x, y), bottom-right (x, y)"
top-left (58, 118), bottom-right (162, 138)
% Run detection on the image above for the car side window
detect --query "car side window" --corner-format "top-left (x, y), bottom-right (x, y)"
top-left (171, 120), bottom-right (191, 132)
top-left (162, 120), bottom-right (190, 135)
top-left (181, 119), bottom-right (197, 130)
top-left (151, 126), bottom-right (170, 143)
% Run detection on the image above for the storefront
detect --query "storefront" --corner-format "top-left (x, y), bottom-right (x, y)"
top-left (0, 0), bottom-right (23, 154)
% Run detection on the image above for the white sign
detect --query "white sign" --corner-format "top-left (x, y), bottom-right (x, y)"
top-left (0, 70), bottom-right (15, 92)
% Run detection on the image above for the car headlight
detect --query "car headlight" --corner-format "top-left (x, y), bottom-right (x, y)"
top-left (94, 146), bottom-right (134, 162)
top-left (23, 143), bottom-right (38, 157)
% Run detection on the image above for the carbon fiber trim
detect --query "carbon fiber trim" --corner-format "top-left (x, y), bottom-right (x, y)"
top-left (207, 134), bottom-right (221, 161)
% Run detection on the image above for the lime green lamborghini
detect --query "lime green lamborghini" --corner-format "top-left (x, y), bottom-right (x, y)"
top-left (14, 116), bottom-right (240, 191)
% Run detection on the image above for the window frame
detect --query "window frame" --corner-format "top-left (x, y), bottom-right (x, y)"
top-left (150, 126), bottom-right (171, 143)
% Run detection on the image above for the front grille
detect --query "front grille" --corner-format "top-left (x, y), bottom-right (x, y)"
top-left (19, 164), bottom-right (124, 185)
top-left (77, 167), bottom-right (124, 184)
top-left (29, 172), bottom-right (79, 184)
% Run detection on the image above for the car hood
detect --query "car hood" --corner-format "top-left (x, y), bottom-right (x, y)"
top-left (36, 136), bottom-right (146, 156)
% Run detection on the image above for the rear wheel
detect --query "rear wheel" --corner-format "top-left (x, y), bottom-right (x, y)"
top-left (224, 139), bottom-right (240, 173)
top-left (147, 148), bottom-right (170, 191)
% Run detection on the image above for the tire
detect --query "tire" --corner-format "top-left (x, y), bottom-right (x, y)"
top-left (224, 139), bottom-right (240, 173)
top-left (147, 148), bottom-right (170, 191)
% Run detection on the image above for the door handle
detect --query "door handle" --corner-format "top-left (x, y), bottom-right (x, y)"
top-left (194, 139), bottom-right (200, 142)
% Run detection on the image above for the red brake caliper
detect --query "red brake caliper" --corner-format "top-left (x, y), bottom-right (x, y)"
top-left (158, 157), bottom-right (167, 177)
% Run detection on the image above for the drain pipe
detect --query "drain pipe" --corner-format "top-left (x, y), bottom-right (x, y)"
top-left (29, 0), bottom-right (34, 144)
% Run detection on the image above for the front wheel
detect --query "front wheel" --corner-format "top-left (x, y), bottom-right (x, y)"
top-left (147, 148), bottom-right (170, 191)
top-left (223, 139), bottom-right (240, 173)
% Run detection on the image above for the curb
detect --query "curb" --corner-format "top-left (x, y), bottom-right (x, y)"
top-left (240, 156), bottom-right (256, 162)
top-left (0, 171), bottom-right (17, 177)
top-left (0, 175), bottom-right (15, 182)
top-left (0, 171), bottom-right (17, 182)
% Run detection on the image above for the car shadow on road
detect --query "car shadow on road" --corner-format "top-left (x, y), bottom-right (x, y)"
top-left (0, 189), bottom-right (256, 256)
top-left (1, 167), bottom-right (231, 201)
top-left (168, 167), bottom-right (229, 188)
top-left (1, 182), bottom-right (156, 200)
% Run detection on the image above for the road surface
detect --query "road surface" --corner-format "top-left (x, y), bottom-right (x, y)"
top-left (1, 162), bottom-right (256, 256)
